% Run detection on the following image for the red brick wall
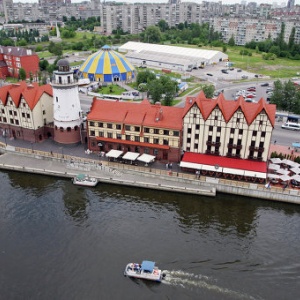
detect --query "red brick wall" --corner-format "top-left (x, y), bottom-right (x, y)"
top-left (54, 127), bottom-right (81, 145)
top-left (19, 55), bottom-right (40, 79)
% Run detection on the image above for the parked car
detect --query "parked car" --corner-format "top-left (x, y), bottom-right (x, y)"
top-left (221, 69), bottom-right (228, 74)
top-left (242, 75), bottom-right (248, 79)
top-left (261, 82), bottom-right (269, 87)
top-left (245, 94), bottom-right (255, 98)
top-left (247, 88), bottom-right (256, 92)
top-left (206, 73), bottom-right (213, 76)
top-left (237, 69), bottom-right (242, 72)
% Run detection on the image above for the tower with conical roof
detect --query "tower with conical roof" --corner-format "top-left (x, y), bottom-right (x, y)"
top-left (52, 59), bottom-right (82, 144)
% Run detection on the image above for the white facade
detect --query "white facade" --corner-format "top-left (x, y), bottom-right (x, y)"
top-left (183, 95), bottom-right (274, 162)
top-left (52, 59), bottom-right (82, 144)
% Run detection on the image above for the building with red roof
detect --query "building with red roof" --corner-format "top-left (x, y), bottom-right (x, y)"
top-left (0, 46), bottom-right (40, 80)
top-left (87, 98), bottom-right (183, 162)
top-left (0, 82), bottom-right (53, 142)
top-left (180, 91), bottom-right (276, 181)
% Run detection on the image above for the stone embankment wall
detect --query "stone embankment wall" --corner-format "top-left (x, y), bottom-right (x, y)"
top-left (0, 143), bottom-right (299, 205)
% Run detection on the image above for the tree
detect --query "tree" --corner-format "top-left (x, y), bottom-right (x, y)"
top-left (136, 70), bottom-right (156, 87)
top-left (148, 79), bottom-right (163, 103)
top-left (143, 26), bottom-right (162, 43)
top-left (202, 85), bottom-right (215, 98)
top-left (19, 68), bottom-right (26, 81)
top-left (228, 35), bottom-right (235, 46)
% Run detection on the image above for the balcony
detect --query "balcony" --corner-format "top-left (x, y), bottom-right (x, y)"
top-left (227, 143), bottom-right (242, 149)
top-left (206, 141), bottom-right (221, 146)
top-left (249, 146), bottom-right (264, 152)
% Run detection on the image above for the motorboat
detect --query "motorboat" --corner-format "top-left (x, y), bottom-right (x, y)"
top-left (124, 260), bottom-right (165, 282)
top-left (72, 174), bottom-right (98, 187)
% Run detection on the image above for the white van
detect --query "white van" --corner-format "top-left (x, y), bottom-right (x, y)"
top-left (281, 122), bottom-right (300, 131)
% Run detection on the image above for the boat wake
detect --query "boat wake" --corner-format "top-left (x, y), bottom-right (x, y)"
top-left (161, 270), bottom-right (259, 300)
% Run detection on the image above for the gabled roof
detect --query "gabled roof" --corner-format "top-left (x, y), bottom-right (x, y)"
top-left (0, 82), bottom-right (53, 110)
top-left (88, 98), bottom-right (183, 130)
top-left (183, 91), bottom-right (276, 127)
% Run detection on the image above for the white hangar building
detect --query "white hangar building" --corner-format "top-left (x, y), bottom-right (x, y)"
top-left (118, 42), bottom-right (228, 72)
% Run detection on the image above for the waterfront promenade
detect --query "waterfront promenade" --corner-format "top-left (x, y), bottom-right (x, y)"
top-left (0, 137), bottom-right (300, 205)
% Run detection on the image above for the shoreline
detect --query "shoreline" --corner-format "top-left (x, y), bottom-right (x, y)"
top-left (0, 145), bottom-right (300, 205)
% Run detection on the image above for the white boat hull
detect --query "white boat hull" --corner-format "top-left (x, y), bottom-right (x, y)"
top-left (72, 176), bottom-right (98, 187)
top-left (124, 263), bottom-right (163, 282)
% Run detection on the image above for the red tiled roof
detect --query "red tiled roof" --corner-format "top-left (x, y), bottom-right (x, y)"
top-left (182, 152), bottom-right (267, 173)
top-left (95, 137), bottom-right (170, 149)
top-left (88, 98), bottom-right (183, 130)
top-left (183, 92), bottom-right (276, 127)
top-left (0, 82), bottom-right (53, 110)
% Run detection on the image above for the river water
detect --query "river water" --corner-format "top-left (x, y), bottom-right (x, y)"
top-left (1, 171), bottom-right (299, 300)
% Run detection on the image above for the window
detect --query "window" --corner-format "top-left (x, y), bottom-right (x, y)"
top-left (116, 134), bottom-right (122, 139)
top-left (15, 120), bottom-right (19, 125)
top-left (67, 127), bottom-right (71, 132)
top-left (107, 132), bottom-right (113, 138)
top-left (187, 138), bottom-right (191, 143)
top-left (135, 136), bottom-right (140, 142)
top-left (90, 130), bottom-right (95, 136)
top-left (144, 128), bottom-right (150, 133)
top-left (253, 131), bottom-right (257, 136)
top-left (153, 138), bottom-right (159, 144)
top-left (187, 128), bottom-right (192, 134)
top-left (164, 130), bottom-right (169, 135)
top-left (194, 143), bottom-right (198, 148)
top-left (209, 126), bottom-right (213, 131)
top-left (196, 124), bottom-right (200, 130)
top-left (125, 125), bottom-right (130, 131)
top-left (163, 139), bottom-right (168, 145)
top-left (217, 127), bottom-right (221, 132)
top-left (89, 121), bottom-right (95, 126)
top-left (14, 111), bottom-right (17, 116)
top-left (99, 131), bottom-right (104, 137)
top-left (154, 129), bottom-right (159, 134)
top-left (144, 137), bottom-right (149, 143)
top-left (116, 124), bottom-right (121, 130)
top-left (126, 135), bottom-right (130, 140)
top-left (239, 129), bottom-right (243, 135)
top-left (144, 148), bottom-right (149, 154)
top-left (195, 134), bottom-right (199, 139)
top-left (22, 113), bottom-right (25, 118)
top-left (230, 128), bottom-right (235, 134)
top-left (60, 127), bottom-right (64, 132)
top-left (56, 97), bottom-right (58, 103)
top-left (173, 131), bottom-right (179, 136)
top-left (135, 126), bottom-right (140, 132)
top-left (10, 119), bottom-right (14, 124)
top-left (261, 131), bottom-right (266, 137)
top-left (215, 116), bottom-right (218, 120)
top-left (107, 123), bottom-right (112, 129)
top-left (98, 122), bottom-right (103, 127)
top-left (9, 110), bottom-right (12, 115)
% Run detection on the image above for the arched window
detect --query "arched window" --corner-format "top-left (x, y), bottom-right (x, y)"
top-left (67, 127), bottom-right (71, 132)
top-left (60, 127), bottom-right (64, 132)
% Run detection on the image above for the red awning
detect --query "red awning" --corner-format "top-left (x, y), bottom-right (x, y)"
top-left (182, 152), bottom-right (267, 173)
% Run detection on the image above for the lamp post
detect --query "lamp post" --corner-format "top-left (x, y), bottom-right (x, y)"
top-left (214, 164), bottom-right (220, 179)
top-left (31, 142), bottom-right (34, 153)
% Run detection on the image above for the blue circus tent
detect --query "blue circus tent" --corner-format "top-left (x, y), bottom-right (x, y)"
top-left (79, 45), bottom-right (136, 83)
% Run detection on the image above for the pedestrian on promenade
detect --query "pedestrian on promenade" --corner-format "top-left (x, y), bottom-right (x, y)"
top-left (166, 163), bottom-right (169, 170)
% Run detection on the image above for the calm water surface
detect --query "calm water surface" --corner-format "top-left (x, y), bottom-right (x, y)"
top-left (1, 171), bottom-right (300, 300)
